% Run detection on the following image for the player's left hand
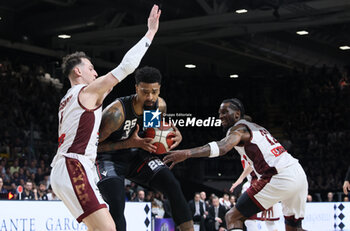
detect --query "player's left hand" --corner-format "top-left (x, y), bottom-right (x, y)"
top-left (229, 179), bottom-right (242, 193)
top-left (169, 124), bottom-right (182, 150)
top-left (163, 149), bottom-right (190, 169)
top-left (343, 181), bottom-right (350, 195)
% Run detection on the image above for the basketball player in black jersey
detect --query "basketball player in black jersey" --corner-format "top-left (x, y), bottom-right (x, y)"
top-left (96, 66), bottom-right (194, 231)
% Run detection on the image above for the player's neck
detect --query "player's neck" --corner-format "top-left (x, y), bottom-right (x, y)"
top-left (69, 75), bottom-right (88, 87)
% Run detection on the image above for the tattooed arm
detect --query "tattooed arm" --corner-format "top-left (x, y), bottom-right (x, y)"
top-left (98, 100), bottom-right (156, 153)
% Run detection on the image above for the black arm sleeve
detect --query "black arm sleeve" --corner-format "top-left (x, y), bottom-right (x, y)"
top-left (345, 166), bottom-right (350, 181)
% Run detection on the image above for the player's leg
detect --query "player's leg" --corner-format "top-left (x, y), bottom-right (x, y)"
top-left (96, 160), bottom-right (127, 231)
top-left (128, 155), bottom-right (193, 231)
top-left (148, 168), bottom-right (194, 231)
top-left (83, 208), bottom-right (116, 231)
top-left (51, 157), bottom-right (115, 231)
top-left (280, 163), bottom-right (308, 231)
top-left (226, 192), bottom-right (261, 230)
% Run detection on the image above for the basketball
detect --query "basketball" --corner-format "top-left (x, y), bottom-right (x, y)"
top-left (145, 122), bottom-right (175, 154)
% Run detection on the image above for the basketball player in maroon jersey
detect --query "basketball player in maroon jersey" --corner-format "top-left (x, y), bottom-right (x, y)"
top-left (164, 98), bottom-right (308, 231)
top-left (50, 5), bottom-right (161, 231)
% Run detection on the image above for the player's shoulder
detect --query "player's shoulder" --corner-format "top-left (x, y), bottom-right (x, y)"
top-left (158, 96), bottom-right (166, 106)
top-left (227, 124), bottom-right (249, 136)
top-left (103, 99), bottom-right (125, 117)
top-left (158, 97), bottom-right (167, 113)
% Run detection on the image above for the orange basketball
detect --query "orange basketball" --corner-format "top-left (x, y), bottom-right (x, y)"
top-left (145, 122), bottom-right (175, 154)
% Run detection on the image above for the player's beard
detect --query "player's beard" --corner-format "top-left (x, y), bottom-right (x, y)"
top-left (143, 100), bottom-right (155, 110)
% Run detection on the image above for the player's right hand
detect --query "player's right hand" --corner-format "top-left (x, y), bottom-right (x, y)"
top-left (147, 5), bottom-right (161, 34)
top-left (131, 124), bottom-right (157, 153)
top-left (163, 149), bottom-right (190, 169)
top-left (343, 181), bottom-right (350, 195)
top-left (229, 179), bottom-right (243, 193)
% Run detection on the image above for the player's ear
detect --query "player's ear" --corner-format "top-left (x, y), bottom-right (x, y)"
top-left (234, 110), bottom-right (241, 120)
top-left (73, 66), bottom-right (82, 76)
top-left (135, 84), bottom-right (138, 92)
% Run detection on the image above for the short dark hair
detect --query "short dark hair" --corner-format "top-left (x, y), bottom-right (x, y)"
top-left (62, 51), bottom-right (90, 78)
top-left (222, 98), bottom-right (245, 118)
top-left (134, 66), bottom-right (162, 85)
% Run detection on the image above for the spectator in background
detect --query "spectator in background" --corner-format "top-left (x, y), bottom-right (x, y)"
top-left (21, 181), bottom-right (36, 200)
top-left (208, 194), bottom-right (216, 206)
top-left (219, 193), bottom-right (231, 210)
top-left (0, 177), bottom-right (7, 193)
top-left (28, 160), bottom-right (37, 174)
top-left (35, 167), bottom-right (45, 185)
top-left (37, 182), bottom-right (48, 200)
top-left (9, 159), bottom-right (19, 176)
top-left (188, 192), bottom-right (206, 231)
top-left (152, 192), bottom-right (165, 219)
top-left (8, 183), bottom-right (18, 200)
top-left (307, 194), bottom-right (313, 202)
top-left (134, 190), bottom-right (145, 202)
top-left (145, 191), bottom-right (154, 202)
top-left (0, 165), bottom-right (5, 176)
top-left (229, 195), bottom-right (236, 208)
top-left (207, 196), bottom-right (226, 231)
top-left (18, 168), bottom-right (27, 182)
top-left (1, 168), bottom-right (10, 186)
top-left (200, 191), bottom-right (209, 215)
top-left (10, 171), bottom-right (21, 186)
top-left (327, 192), bottom-right (335, 202)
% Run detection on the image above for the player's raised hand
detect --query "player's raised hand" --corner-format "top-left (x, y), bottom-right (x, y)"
top-left (169, 124), bottom-right (182, 150)
top-left (163, 149), bottom-right (190, 169)
top-left (130, 124), bottom-right (157, 153)
top-left (343, 181), bottom-right (350, 195)
top-left (147, 5), bottom-right (161, 34)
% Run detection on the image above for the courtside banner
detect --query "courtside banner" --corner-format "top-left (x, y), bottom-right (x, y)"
top-left (253, 202), bottom-right (350, 231)
top-left (0, 201), bottom-right (151, 231)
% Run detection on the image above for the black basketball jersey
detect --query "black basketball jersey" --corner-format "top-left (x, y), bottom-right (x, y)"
top-left (97, 94), bottom-right (158, 162)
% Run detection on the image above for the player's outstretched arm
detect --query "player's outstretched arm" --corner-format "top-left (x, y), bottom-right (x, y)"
top-left (81, 5), bottom-right (161, 108)
top-left (229, 165), bottom-right (253, 193)
top-left (164, 125), bottom-right (249, 169)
